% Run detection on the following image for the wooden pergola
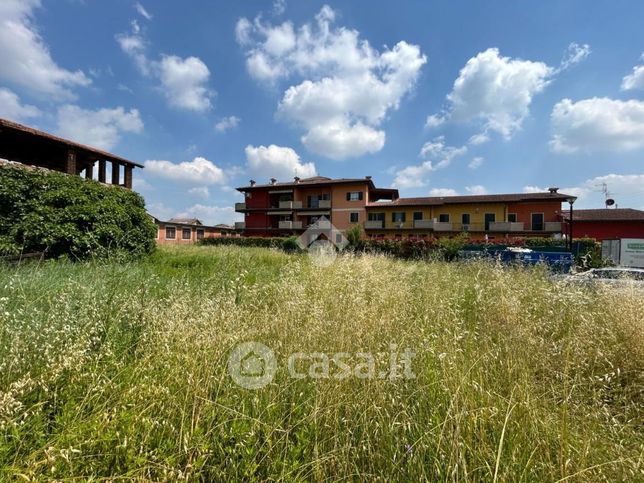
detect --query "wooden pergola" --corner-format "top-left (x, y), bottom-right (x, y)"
top-left (0, 118), bottom-right (143, 189)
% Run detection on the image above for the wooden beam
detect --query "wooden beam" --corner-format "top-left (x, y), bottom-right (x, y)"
top-left (124, 165), bottom-right (133, 190)
top-left (65, 149), bottom-right (76, 175)
top-left (111, 162), bottom-right (120, 185)
top-left (98, 160), bottom-right (106, 183)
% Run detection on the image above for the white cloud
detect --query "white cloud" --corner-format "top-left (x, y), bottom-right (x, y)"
top-left (0, 0), bottom-right (91, 99)
top-left (244, 144), bottom-right (316, 180)
top-left (550, 97), bottom-right (644, 154)
top-left (429, 188), bottom-right (458, 196)
top-left (145, 157), bottom-right (226, 185)
top-left (429, 48), bottom-right (553, 140)
top-left (468, 157), bottom-right (484, 169)
top-left (525, 174), bottom-right (644, 209)
top-left (621, 53), bottom-right (644, 91)
top-left (175, 204), bottom-right (241, 226)
top-left (134, 2), bottom-right (152, 20)
top-left (0, 88), bottom-right (41, 121)
top-left (188, 186), bottom-right (210, 199)
top-left (273, 0), bottom-right (287, 16)
top-left (467, 132), bottom-right (490, 146)
top-left (56, 105), bottom-right (143, 151)
top-left (215, 115), bottom-right (241, 133)
top-left (116, 23), bottom-right (213, 111)
top-left (158, 55), bottom-right (212, 112)
top-left (558, 42), bottom-right (591, 71)
top-left (392, 137), bottom-right (467, 188)
top-left (133, 178), bottom-right (153, 191)
top-left (465, 185), bottom-right (487, 195)
top-left (237, 6), bottom-right (426, 159)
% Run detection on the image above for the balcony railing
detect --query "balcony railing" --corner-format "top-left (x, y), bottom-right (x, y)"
top-left (279, 200), bottom-right (303, 209)
top-left (278, 220), bottom-right (303, 229)
top-left (234, 202), bottom-right (246, 212)
top-left (489, 221), bottom-right (525, 232)
top-left (544, 222), bottom-right (562, 232)
top-left (413, 219), bottom-right (433, 229)
top-left (234, 222), bottom-right (245, 230)
top-left (318, 199), bottom-right (331, 209)
top-left (433, 222), bottom-right (453, 231)
top-left (365, 220), bottom-right (384, 229)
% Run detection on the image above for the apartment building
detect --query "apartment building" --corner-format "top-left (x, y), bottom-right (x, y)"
top-left (234, 176), bottom-right (398, 236)
top-left (235, 176), bottom-right (575, 239)
top-left (153, 217), bottom-right (239, 244)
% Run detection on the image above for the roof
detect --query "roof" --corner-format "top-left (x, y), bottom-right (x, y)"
top-left (238, 176), bottom-right (382, 191)
top-left (561, 208), bottom-right (644, 222)
top-left (367, 192), bottom-right (575, 207)
top-left (167, 217), bottom-right (203, 225)
top-left (0, 117), bottom-right (143, 168)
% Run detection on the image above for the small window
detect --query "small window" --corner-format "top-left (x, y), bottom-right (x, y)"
top-left (413, 212), bottom-right (423, 221)
top-left (368, 212), bottom-right (385, 221)
top-left (392, 212), bottom-right (406, 223)
top-left (196, 229), bottom-right (205, 240)
top-left (439, 214), bottom-right (450, 223)
top-left (346, 191), bottom-right (364, 201)
top-left (165, 226), bottom-right (176, 240)
top-left (461, 214), bottom-right (470, 225)
top-left (335, 233), bottom-right (342, 244)
top-left (531, 213), bottom-right (544, 231)
top-left (350, 212), bottom-right (359, 223)
top-left (182, 228), bottom-right (192, 240)
top-left (508, 213), bottom-right (517, 223)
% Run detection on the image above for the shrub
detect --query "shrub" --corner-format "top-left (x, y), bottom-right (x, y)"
top-left (0, 163), bottom-right (156, 260)
top-left (200, 236), bottom-right (285, 249)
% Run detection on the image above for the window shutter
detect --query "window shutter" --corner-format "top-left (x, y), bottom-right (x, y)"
top-left (346, 192), bottom-right (350, 201)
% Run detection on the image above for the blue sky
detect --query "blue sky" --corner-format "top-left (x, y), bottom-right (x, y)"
top-left (1, 0), bottom-right (644, 224)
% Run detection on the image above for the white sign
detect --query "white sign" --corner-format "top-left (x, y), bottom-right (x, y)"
top-left (619, 238), bottom-right (644, 268)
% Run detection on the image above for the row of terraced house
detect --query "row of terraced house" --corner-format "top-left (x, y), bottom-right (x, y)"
top-left (234, 176), bottom-right (578, 240)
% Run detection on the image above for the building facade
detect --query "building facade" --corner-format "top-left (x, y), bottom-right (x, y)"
top-left (561, 209), bottom-right (644, 241)
top-left (153, 217), bottom-right (239, 245)
top-left (235, 176), bottom-right (575, 240)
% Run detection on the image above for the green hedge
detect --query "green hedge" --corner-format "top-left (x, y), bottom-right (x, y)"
top-left (200, 236), bottom-right (288, 249)
top-left (0, 164), bottom-right (156, 260)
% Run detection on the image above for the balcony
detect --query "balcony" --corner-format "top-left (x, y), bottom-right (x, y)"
top-left (413, 219), bottom-right (433, 229)
top-left (318, 199), bottom-right (331, 209)
top-left (279, 200), bottom-right (303, 209)
top-left (489, 221), bottom-right (525, 232)
top-left (278, 220), bottom-right (303, 229)
top-left (234, 222), bottom-right (245, 230)
top-left (309, 219), bottom-right (331, 229)
top-left (365, 220), bottom-right (384, 229)
top-left (544, 222), bottom-right (562, 232)
top-left (433, 222), bottom-right (453, 231)
top-left (234, 202), bottom-right (246, 212)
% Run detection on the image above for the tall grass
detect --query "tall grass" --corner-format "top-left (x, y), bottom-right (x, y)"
top-left (0, 246), bottom-right (642, 481)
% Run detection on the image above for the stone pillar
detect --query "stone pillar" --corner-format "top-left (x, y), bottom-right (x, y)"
top-left (111, 162), bottom-right (120, 185)
top-left (124, 165), bottom-right (133, 189)
top-left (98, 160), bottom-right (107, 183)
top-left (65, 149), bottom-right (77, 175)
top-left (85, 162), bottom-right (94, 180)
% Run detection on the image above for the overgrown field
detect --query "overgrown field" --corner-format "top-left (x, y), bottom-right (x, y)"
top-left (0, 246), bottom-right (642, 481)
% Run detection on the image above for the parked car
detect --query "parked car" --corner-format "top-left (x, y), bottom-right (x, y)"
top-left (563, 267), bottom-right (644, 289)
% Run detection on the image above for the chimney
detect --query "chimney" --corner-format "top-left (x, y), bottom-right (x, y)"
top-left (249, 179), bottom-right (256, 187)
top-left (548, 187), bottom-right (559, 194)
top-left (294, 176), bottom-right (301, 183)
top-left (270, 177), bottom-right (277, 185)
top-left (365, 175), bottom-right (372, 180)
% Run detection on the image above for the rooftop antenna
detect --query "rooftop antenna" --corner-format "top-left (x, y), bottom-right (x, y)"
top-left (597, 182), bottom-right (615, 209)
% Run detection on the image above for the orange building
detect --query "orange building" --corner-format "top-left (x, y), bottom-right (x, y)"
top-left (153, 217), bottom-right (239, 244)
top-left (235, 176), bottom-right (576, 240)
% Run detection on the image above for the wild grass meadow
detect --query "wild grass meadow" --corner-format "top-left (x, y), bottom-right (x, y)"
top-left (0, 246), bottom-right (642, 481)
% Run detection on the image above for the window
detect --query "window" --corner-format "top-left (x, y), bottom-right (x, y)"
top-left (165, 226), bottom-right (176, 240)
top-left (439, 214), bottom-right (450, 223)
top-left (413, 212), bottom-right (423, 221)
top-left (461, 213), bottom-right (471, 225)
top-left (392, 212), bottom-right (406, 223)
top-left (346, 191), bottom-right (364, 201)
top-left (350, 212), bottom-right (359, 223)
top-left (335, 233), bottom-right (343, 244)
top-left (531, 213), bottom-right (544, 231)
top-left (196, 229), bottom-right (205, 240)
top-left (508, 213), bottom-right (517, 223)
top-left (182, 228), bottom-right (192, 240)
top-left (484, 213), bottom-right (496, 231)
top-left (368, 212), bottom-right (385, 221)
